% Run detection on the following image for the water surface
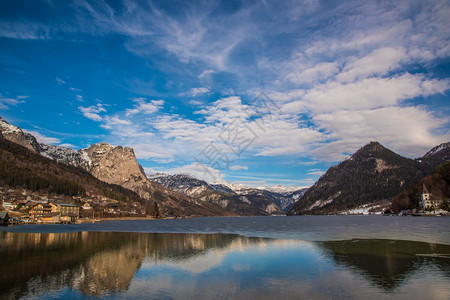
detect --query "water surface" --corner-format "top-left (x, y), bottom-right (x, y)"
top-left (3, 215), bottom-right (450, 244)
top-left (1, 216), bottom-right (449, 299)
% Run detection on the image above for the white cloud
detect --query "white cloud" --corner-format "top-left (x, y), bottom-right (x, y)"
top-left (146, 163), bottom-right (223, 183)
top-left (230, 165), bottom-right (248, 171)
top-left (0, 21), bottom-right (51, 40)
top-left (129, 143), bottom-right (174, 160)
top-left (199, 69), bottom-right (215, 79)
top-left (0, 94), bottom-right (27, 110)
top-left (125, 98), bottom-right (164, 116)
top-left (24, 130), bottom-right (61, 145)
top-left (268, 89), bottom-right (305, 103)
top-left (78, 104), bottom-right (106, 121)
top-left (76, 94), bottom-right (84, 102)
top-left (286, 62), bottom-right (339, 84)
top-left (56, 78), bottom-right (66, 85)
top-left (336, 47), bottom-right (406, 83)
top-left (283, 73), bottom-right (450, 114)
top-left (59, 143), bottom-right (77, 149)
top-left (313, 106), bottom-right (448, 160)
top-left (189, 99), bottom-right (204, 106)
top-left (183, 87), bottom-right (211, 97)
top-left (195, 96), bottom-right (253, 124)
top-left (100, 116), bottom-right (132, 130)
top-left (307, 169), bottom-right (325, 176)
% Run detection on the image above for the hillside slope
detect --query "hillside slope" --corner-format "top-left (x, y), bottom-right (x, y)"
top-left (390, 162), bottom-right (450, 213)
top-left (288, 141), bottom-right (449, 215)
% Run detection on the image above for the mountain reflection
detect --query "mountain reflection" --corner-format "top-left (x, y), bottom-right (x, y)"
top-left (1, 231), bottom-right (449, 299)
top-left (318, 239), bottom-right (450, 291)
top-left (0, 231), bottom-right (264, 298)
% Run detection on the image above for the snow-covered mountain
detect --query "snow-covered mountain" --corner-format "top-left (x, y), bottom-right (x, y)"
top-left (150, 174), bottom-right (307, 213)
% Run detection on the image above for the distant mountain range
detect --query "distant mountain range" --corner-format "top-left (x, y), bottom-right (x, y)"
top-left (149, 173), bottom-right (306, 214)
top-left (0, 116), bottom-right (304, 216)
top-left (288, 141), bottom-right (450, 215)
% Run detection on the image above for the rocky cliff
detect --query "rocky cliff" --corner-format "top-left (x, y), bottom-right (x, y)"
top-left (0, 116), bottom-right (41, 153)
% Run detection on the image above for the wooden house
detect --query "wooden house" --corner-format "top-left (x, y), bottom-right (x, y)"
top-left (50, 203), bottom-right (80, 222)
top-left (30, 203), bottom-right (52, 221)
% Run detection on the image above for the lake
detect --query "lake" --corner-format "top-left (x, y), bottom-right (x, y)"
top-left (1, 216), bottom-right (449, 299)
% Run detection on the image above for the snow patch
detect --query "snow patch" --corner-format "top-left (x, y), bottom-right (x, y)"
top-left (265, 203), bottom-right (279, 214)
top-left (0, 118), bottom-right (22, 135)
top-left (375, 158), bottom-right (398, 173)
top-left (239, 196), bottom-right (251, 204)
top-left (308, 191), bottom-right (341, 210)
top-left (423, 143), bottom-right (449, 157)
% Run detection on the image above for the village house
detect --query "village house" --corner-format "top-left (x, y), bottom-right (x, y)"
top-left (29, 203), bottom-right (52, 221)
top-left (29, 202), bottom-right (80, 223)
top-left (50, 203), bottom-right (80, 223)
top-left (2, 200), bottom-right (20, 211)
top-left (420, 184), bottom-right (442, 211)
top-left (41, 212), bottom-right (62, 223)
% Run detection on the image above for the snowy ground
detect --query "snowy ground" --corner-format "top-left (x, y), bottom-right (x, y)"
top-left (339, 201), bottom-right (390, 215)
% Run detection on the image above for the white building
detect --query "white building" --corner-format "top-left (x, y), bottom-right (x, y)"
top-left (420, 184), bottom-right (441, 210)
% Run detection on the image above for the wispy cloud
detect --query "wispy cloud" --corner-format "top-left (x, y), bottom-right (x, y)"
top-left (78, 104), bottom-right (106, 121)
top-left (145, 162), bottom-right (222, 183)
top-left (56, 77), bottom-right (66, 85)
top-left (307, 169), bottom-right (325, 176)
top-left (230, 165), bottom-right (248, 171)
top-left (0, 94), bottom-right (27, 110)
top-left (125, 98), bottom-right (164, 116)
top-left (24, 130), bottom-right (61, 145)
top-left (182, 87), bottom-right (211, 97)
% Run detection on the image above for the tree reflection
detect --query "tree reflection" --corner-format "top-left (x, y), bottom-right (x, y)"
top-left (318, 239), bottom-right (450, 291)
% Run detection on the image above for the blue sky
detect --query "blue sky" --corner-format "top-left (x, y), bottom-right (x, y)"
top-left (0, 0), bottom-right (449, 188)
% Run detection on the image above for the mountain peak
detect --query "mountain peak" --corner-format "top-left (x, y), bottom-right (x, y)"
top-left (351, 141), bottom-right (391, 159)
top-left (357, 141), bottom-right (385, 152)
top-left (423, 142), bottom-right (450, 158)
top-left (0, 116), bottom-right (40, 153)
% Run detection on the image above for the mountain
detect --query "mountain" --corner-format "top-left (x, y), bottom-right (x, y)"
top-left (149, 173), bottom-right (281, 215)
top-left (210, 178), bottom-right (307, 212)
top-left (420, 142), bottom-right (450, 167)
top-left (0, 116), bottom-right (228, 217)
top-left (0, 116), bottom-right (42, 153)
top-left (0, 136), bottom-right (147, 208)
top-left (288, 141), bottom-right (450, 215)
top-left (150, 174), bottom-right (306, 214)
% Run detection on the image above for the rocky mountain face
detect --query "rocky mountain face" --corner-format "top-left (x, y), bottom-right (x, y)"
top-left (0, 116), bottom-right (42, 153)
top-left (288, 141), bottom-right (450, 215)
top-left (0, 116), bottom-right (228, 217)
top-left (149, 174), bottom-right (306, 214)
